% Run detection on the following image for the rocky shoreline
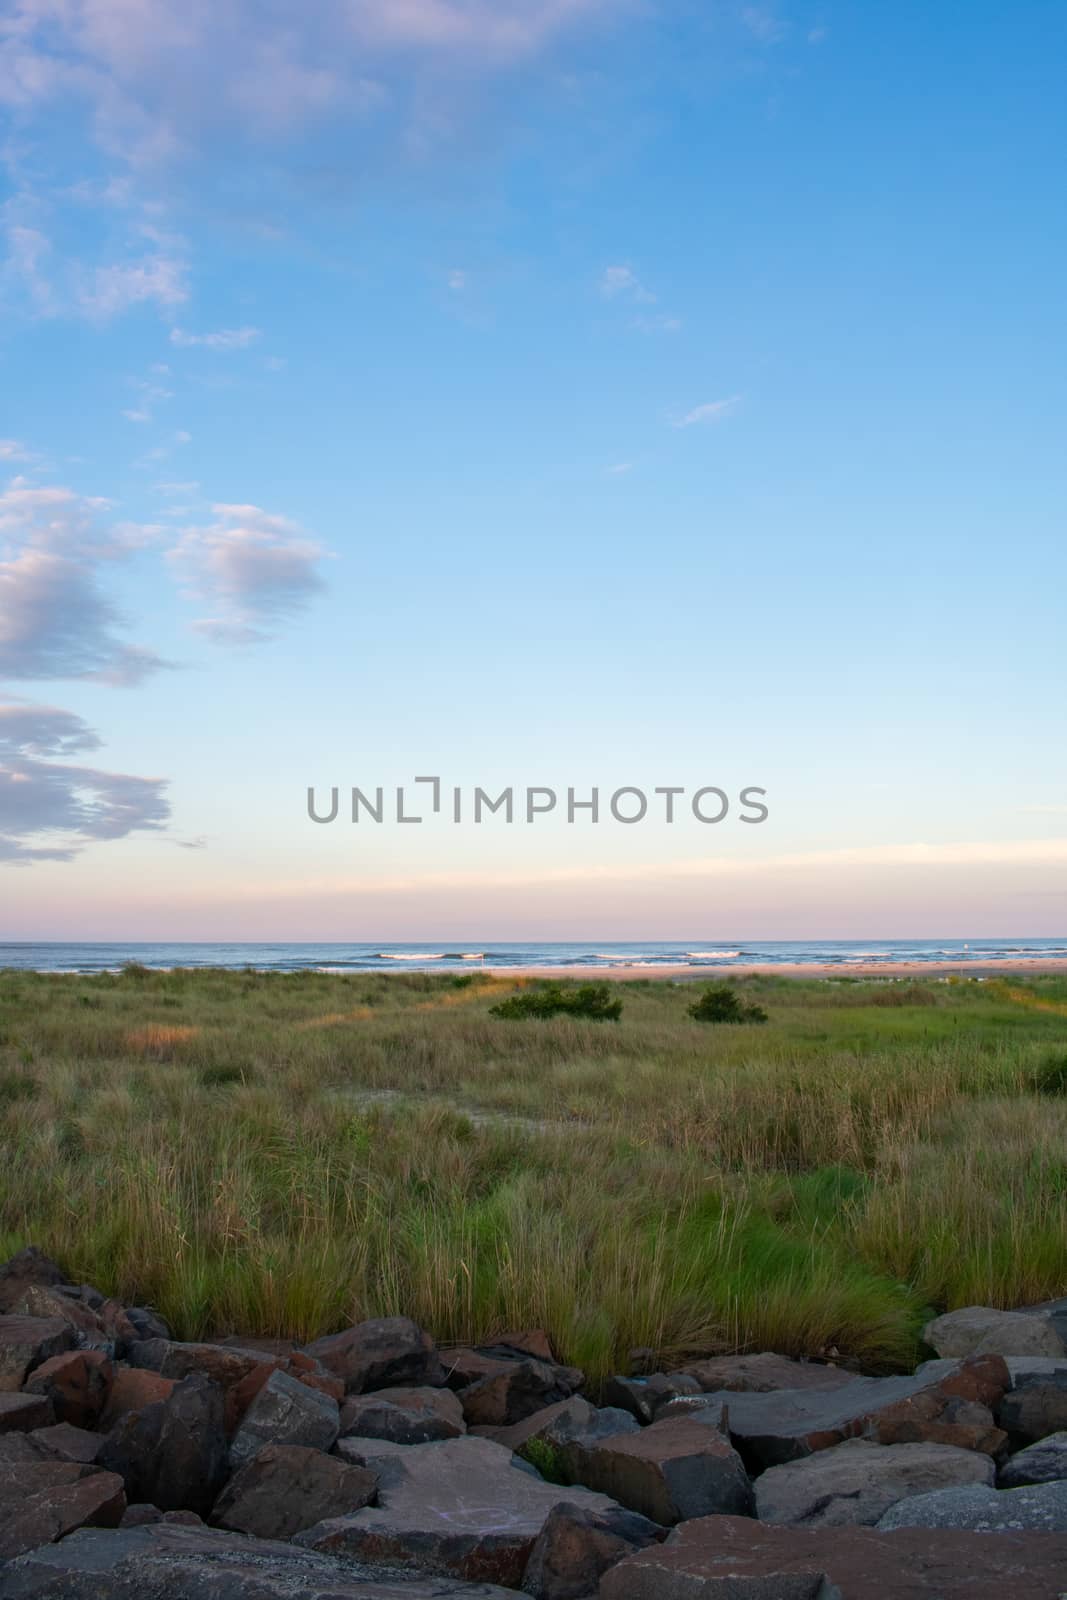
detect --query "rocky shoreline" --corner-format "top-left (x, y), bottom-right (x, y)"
top-left (1, 1247), bottom-right (1066, 1597)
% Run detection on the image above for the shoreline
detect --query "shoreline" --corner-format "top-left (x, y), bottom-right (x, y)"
top-left (482, 959), bottom-right (1067, 981)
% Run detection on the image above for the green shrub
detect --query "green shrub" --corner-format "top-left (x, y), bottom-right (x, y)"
top-left (1030, 1055), bottom-right (1067, 1095)
top-left (490, 983), bottom-right (622, 1022)
top-left (688, 983), bottom-right (768, 1025)
top-left (199, 1064), bottom-right (244, 1089)
top-left (520, 1438), bottom-right (569, 1484)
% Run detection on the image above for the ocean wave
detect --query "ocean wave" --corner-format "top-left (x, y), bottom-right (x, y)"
top-left (686, 951), bottom-right (741, 959)
top-left (378, 952), bottom-right (446, 961)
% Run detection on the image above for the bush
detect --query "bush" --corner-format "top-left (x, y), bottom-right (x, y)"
top-left (688, 983), bottom-right (768, 1025)
top-left (1030, 1055), bottom-right (1067, 1095)
top-left (490, 983), bottom-right (622, 1022)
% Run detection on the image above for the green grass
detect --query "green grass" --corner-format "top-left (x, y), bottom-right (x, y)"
top-left (0, 967), bottom-right (1065, 1380)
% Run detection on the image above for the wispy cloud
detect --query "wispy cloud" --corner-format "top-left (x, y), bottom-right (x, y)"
top-left (673, 395), bottom-right (742, 427)
top-left (447, 268), bottom-right (467, 291)
top-left (606, 461), bottom-right (633, 475)
top-left (0, 699), bottom-right (170, 862)
top-left (0, 480), bottom-right (168, 684)
top-left (170, 326), bottom-right (261, 349)
top-left (0, 440), bottom-right (33, 462)
top-left (599, 263), bottom-right (656, 303)
top-left (167, 503), bottom-right (326, 645)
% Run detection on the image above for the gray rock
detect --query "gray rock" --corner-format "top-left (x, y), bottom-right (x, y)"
top-left (999, 1430), bottom-right (1067, 1486)
top-left (0, 1392), bottom-right (54, 1432)
top-left (296, 1434), bottom-right (620, 1588)
top-left (0, 1459), bottom-right (126, 1560)
top-left (681, 1352), bottom-right (860, 1394)
top-left (0, 1249), bottom-right (68, 1314)
top-left (29, 1423), bottom-right (105, 1464)
top-left (520, 1500), bottom-right (663, 1600)
top-left (458, 1358), bottom-right (583, 1428)
top-left (490, 1398), bottom-right (638, 1457)
top-left (339, 1385), bottom-right (464, 1444)
top-left (230, 1368), bottom-right (340, 1469)
top-left (560, 1417), bottom-right (752, 1526)
top-left (98, 1372), bottom-right (228, 1517)
top-left (755, 1437), bottom-right (994, 1528)
top-left (878, 1479), bottom-right (1067, 1531)
top-left (996, 1364), bottom-right (1067, 1445)
top-left (923, 1306), bottom-right (1066, 1359)
top-left (213, 1442), bottom-right (377, 1539)
top-left (600, 1374), bottom-right (701, 1425)
top-left (1, 1523), bottom-right (522, 1597)
top-left (303, 1318), bottom-right (445, 1395)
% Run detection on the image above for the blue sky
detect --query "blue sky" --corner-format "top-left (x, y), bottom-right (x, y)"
top-left (2, 0), bottom-right (1065, 939)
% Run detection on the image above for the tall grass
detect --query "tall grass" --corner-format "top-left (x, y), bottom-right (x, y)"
top-left (0, 969), bottom-right (1065, 1379)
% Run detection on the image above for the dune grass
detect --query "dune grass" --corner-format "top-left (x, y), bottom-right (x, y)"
top-left (1, 966), bottom-right (1065, 1381)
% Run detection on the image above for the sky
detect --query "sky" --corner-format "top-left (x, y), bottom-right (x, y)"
top-left (1, 0), bottom-right (1065, 941)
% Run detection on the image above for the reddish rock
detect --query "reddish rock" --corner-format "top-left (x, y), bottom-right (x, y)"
top-left (0, 1391), bottom-right (54, 1432)
top-left (213, 1442), bottom-right (377, 1540)
top-left (0, 1316), bottom-right (75, 1391)
top-left (495, 1330), bottom-right (557, 1362)
top-left (229, 1369), bottom-right (339, 1469)
top-left (3, 1285), bottom-right (108, 1342)
top-left (229, 1352), bottom-right (343, 1424)
top-left (99, 1373), bottom-right (228, 1517)
top-left (682, 1352), bottom-right (862, 1394)
top-left (0, 1460), bottom-right (125, 1560)
top-left (25, 1350), bottom-right (114, 1428)
top-left (602, 1513), bottom-right (1067, 1598)
top-left (521, 1500), bottom-right (664, 1600)
top-left (0, 1248), bottom-right (68, 1313)
top-left (460, 1358), bottom-right (584, 1427)
top-left (491, 1397), bottom-right (638, 1455)
top-left (99, 1366), bottom-right (175, 1427)
top-left (562, 1417), bottom-right (753, 1526)
top-left (602, 1374), bottom-right (702, 1425)
top-left (303, 1317), bottom-right (445, 1395)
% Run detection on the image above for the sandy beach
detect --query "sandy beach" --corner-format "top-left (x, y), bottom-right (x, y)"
top-left (483, 959), bottom-right (1067, 982)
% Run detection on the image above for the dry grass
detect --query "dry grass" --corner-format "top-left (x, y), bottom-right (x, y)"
top-left (1, 967), bottom-right (1065, 1379)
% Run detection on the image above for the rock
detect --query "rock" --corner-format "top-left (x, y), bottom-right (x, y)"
top-left (561, 1417), bottom-right (752, 1526)
top-left (599, 1512), bottom-right (1067, 1598)
top-left (495, 1330), bottom-right (557, 1362)
top-left (99, 1372), bottom-right (228, 1517)
top-left (1015, 1294), bottom-right (1067, 1349)
top-left (878, 1479), bottom-right (1067, 1531)
top-left (491, 1398), bottom-right (638, 1456)
top-left (229, 1368), bottom-right (340, 1469)
top-left (0, 1434), bottom-right (50, 1463)
top-left (996, 1364), bottom-right (1067, 1445)
top-left (1, 1523), bottom-right (522, 1597)
top-left (698, 1358), bottom-right (1009, 1472)
top-left (119, 1503), bottom-right (165, 1526)
top-left (924, 1305), bottom-right (1067, 1359)
top-left (29, 1423), bottom-right (105, 1464)
top-left (213, 1442), bottom-right (377, 1539)
top-left (99, 1366), bottom-right (175, 1427)
top-left (681, 1352), bottom-right (860, 1394)
top-left (0, 1317), bottom-right (75, 1391)
top-left (0, 1392), bottom-right (54, 1432)
top-left (651, 1397), bottom-right (732, 1428)
top-left (127, 1337), bottom-right (271, 1396)
top-left (520, 1500), bottom-right (663, 1600)
top-left (121, 1306), bottom-right (172, 1344)
top-left (340, 1385), bottom-right (465, 1444)
top-left (601, 1374), bottom-right (702, 1425)
top-left (304, 1318), bottom-right (445, 1394)
top-left (24, 1350), bottom-right (113, 1428)
top-left (230, 1350), bottom-right (344, 1417)
top-left (999, 1430), bottom-right (1067, 1486)
top-left (296, 1434), bottom-right (619, 1588)
top-left (754, 1437), bottom-right (995, 1527)
top-left (3, 1286), bottom-right (109, 1343)
top-left (442, 1345), bottom-right (583, 1399)
top-left (0, 1248), bottom-right (67, 1312)
top-left (459, 1358), bottom-right (584, 1428)
top-left (0, 1460), bottom-right (125, 1560)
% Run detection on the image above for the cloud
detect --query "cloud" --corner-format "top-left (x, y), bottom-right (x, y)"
top-left (0, 440), bottom-right (33, 461)
top-left (75, 251), bottom-right (188, 318)
top-left (168, 502), bottom-right (325, 644)
top-left (674, 396), bottom-right (742, 427)
top-left (606, 461), bottom-right (633, 475)
top-left (0, 700), bottom-right (101, 758)
top-left (0, 751), bottom-right (170, 862)
top-left (0, 480), bottom-right (169, 683)
top-left (447, 269), bottom-right (467, 291)
top-left (170, 325), bottom-right (261, 349)
top-left (599, 263), bottom-right (655, 303)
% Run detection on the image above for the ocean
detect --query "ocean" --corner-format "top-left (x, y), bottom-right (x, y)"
top-left (2, 939), bottom-right (1065, 974)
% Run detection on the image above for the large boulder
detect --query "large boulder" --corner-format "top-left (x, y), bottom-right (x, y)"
top-left (560, 1417), bottom-right (752, 1526)
top-left (229, 1369), bottom-right (339, 1470)
top-left (697, 1357), bottom-right (1009, 1472)
top-left (2, 1286), bottom-right (109, 1344)
top-left (924, 1306), bottom-right (1067, 1359)
top-left (0, 1318), bottom-right (74, 1391)
top-left (0, 1249), bottom-right (67, 1314)
top-left (600, 1374), bottom-right (701, 1425)
top-left (212, 1443), bottom-right (376, 1540)
top-left (447, 1348), bottom-right (584, 1428)
top-left (99, 1373), bottom-right (228, 1517)
top-left (0, 1459), bottom-right (125, 1560)
top-left (600, 1512), bottom-right (1067, 1598)
top-left (339, 1385), bottom-right (464, 1445)
top-left (296, 1434), bottom-right (620, 1588)
top-left (24, 1351), bottom-right (113, 1428)
top-left (303, 1318), bottom-right (444, 1394)
top-left (99, 1367), bottom-right (175, 1428)
top-left (681, 1352), bottom-right (860, 1394)
top-left (29, 1423), bottom-right (105, 1464)
top-left (0, 1523), bottom-right (521, 1597)
top-left (999, 1430), bottom-right (1067, 1486)
top-left (878, 1479), bottom-right (1067, 1531)
top-left (754, 1437), bottom-right (995, 1527)
top-left (520, 1500), bottom-right (663, 1600)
